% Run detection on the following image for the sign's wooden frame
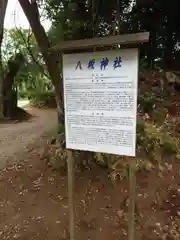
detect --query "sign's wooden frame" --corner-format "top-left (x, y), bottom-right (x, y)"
top-left (50, 32), bottom-right (149, 51)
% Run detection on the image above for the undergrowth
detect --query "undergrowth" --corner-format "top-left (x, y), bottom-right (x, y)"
top-left (20, 90), bottom-right (56, 108)
top-left (41, 71), bottom-right (180, 181)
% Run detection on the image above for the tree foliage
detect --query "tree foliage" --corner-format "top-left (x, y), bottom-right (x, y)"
top-left (2, 28), bottom-right (53, 98)
top-left (44, 0), bottom-right (180, 70)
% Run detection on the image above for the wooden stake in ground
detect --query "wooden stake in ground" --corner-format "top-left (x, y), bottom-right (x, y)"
top-left (67, 150), bottom-right (76, 240)
top-left (128, 158), bottom-right (136, 240)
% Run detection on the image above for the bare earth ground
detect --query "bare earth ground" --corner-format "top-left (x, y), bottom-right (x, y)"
top-left (0, 108), bottom-right (180, 239)
top-left (0, 107), bottom-right (57, 168)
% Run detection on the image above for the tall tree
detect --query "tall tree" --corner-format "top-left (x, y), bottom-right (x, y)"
top-left (0, 0), bottom-right (8, 118)
top-left (3, 53), bottom-right (25, 118)
top-left (18, 0), bottom-right (64, 124)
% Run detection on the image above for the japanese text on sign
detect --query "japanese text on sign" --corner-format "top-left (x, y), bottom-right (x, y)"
top-left (75, 57), bottom-right (122, 70)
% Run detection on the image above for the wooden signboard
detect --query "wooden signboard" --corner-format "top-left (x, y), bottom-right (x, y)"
top-left (50, 32), bottom-right (149, 240)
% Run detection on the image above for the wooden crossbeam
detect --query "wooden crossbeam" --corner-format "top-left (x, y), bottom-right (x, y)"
top-left (50, 32), bottom-right (149, 51)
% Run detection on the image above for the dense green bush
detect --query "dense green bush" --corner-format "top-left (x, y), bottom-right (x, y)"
top-left (20, 90), bottom-right (56, 108)
top-left (30, 91), bottom-right (56, 107)
top-left (136, 117), bottom-right (178, 158)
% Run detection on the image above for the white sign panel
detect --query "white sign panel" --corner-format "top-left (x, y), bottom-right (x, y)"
top-left (63, 49), bottom-right (138, 157)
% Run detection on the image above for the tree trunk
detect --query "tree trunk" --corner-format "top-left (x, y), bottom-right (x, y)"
top-left (3, 53), bottom-right (24, 118)
top-left (18, 0), bottom-right (64, 125)
top-left (0, 0), bottom-right (8, 119)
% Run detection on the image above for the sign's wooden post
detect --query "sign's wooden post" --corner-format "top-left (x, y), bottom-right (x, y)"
top-left (50, 32), bottom-right (149, 240)
top-left (128, 158), bottom-right (136, 240)
top-left (67, 149), bottom-right (75, 240)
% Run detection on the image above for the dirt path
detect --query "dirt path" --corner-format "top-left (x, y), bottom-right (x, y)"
top-left (0, 107), bottom-right (57, 168)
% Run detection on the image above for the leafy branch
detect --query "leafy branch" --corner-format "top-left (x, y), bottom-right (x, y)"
top-left (15, 27), bottom-right (50, 79)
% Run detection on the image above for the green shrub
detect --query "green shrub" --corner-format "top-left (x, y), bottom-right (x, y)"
top-left (18, 90), bottom-right (30, 99)
top-left (28, 91), bottom-right (56, 107)
top-left (53, 116), bottom-right (179, 175)
top-left (137, 117), bottom-right (178, 158)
